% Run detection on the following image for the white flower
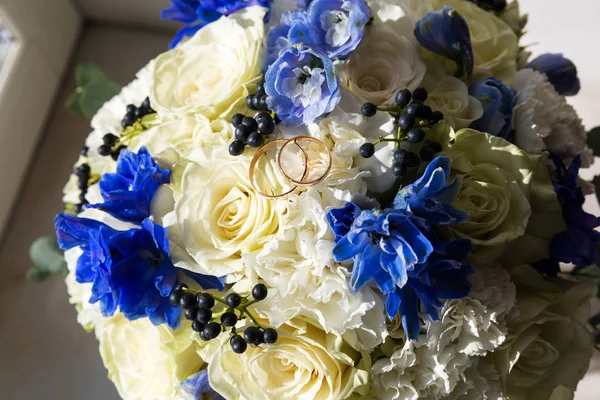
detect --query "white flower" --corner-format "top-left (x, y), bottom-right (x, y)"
top-left (512, 69), bottom-right (593, 167)
top-left (245, 189), bottom-right (385, 346)
top-left (199, 319), bottom-right (371, 400)
top-left (95, 314), bottom-right (203, 400)
top-left (339, 3), bottom-right (426, 107)
top-left (484, 264), bottom-right (596, 400)
top-left (422, 71), bottom-right (484, 130)
top-left (150, 6), bottom-right (265, 119)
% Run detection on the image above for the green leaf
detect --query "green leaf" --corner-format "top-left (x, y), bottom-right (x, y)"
top-left (65, 91), bottom-right (85, 117)
top-left (26, 267), bottom-right (52, 283)
top-left (79, 80), bottom-right (121, 118)
top-left (29, 236), bottom-right (67, 274)
top-left (586, 126), bottom-right (600, 157)
top-left (75, 64), bottom-right (107, 87)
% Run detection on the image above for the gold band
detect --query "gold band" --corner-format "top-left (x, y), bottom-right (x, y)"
top-left (277, 136), bottom-right (332, 186)
top-left (248, 139), bottom-right (309, 199)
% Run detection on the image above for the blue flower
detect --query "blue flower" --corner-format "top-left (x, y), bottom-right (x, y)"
top-left (55, 214), bottom-right (223, 328)
top-left (265, 44), bottom-right (340, 126)
top-left (180, 370), bottom-right (225, 400)
top-left (386, 235), bottom-right (473, 339)
top-left (264, 10), bottom-right (310, 69)
top-left (550, 156), bottom-right (600, 266)
top-left (326, 201), bottom-right (362, 242)
top-left (88, 147), bottom-right (170, 224)
top-left (304, 0), bottom-right (371, 59)
top-left (469, 77), bottom-right (517, 141)
top-left (414, 6), bottom-right (474, 79)
top-left (296, 0), bottom-right (312, 9)
top-left (162, 0), bottom-right (272, 48)
top-left (332, 208), bottom-right (434, 293)
top-left (527, 53), bottom-right (580, 96)
top-left (394, 157), bottom-right (469, 224)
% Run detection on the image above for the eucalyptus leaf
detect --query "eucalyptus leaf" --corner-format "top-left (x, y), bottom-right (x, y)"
top-left (75, 64), bottom-right (106, 87)
top-left (79, 80), bottom-right (121, 118)
top-left (26, 267), bottom-right (52, 283)
top-left (586, 126), bottom-right (600, 157)
top-left (29, 236), bottom-right (67, 274)
top-left (65, 91), bottom-right (85, 117)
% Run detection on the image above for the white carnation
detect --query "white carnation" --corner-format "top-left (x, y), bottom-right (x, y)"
top-left (513, 69), bottom-right (593, 167)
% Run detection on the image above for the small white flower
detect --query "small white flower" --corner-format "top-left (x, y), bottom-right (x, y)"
top-left (512, 69), bottom-right (593, 167)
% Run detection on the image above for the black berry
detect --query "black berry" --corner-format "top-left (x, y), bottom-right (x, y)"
top-left (393, 162), bottom-right (407, 177)
top-left (196, 307), bottom-right (213, 324)
top-left (407, 151), bottom-right (421, 168)
top-left (394, 149), bottom-right (408, 164)
top-left (417, 105), bottom-right (432, 120)
top-left (258, 95), bottom-right (269, 111)
top-left (98, 144), bottom-right (112, 157)
top-left (103, 133), bottom-right (118, 146)
top-left (179, 292), bottom-right (198, 309)
top-left (230, 335), bottom-right (248, 354)
top-left (429, 141), bottom-right (443, 153)
top-left (246, 95), bottom-right (257, 110)
top-left (242, 117), bottom-right (258, 132)
top-left (231, 113), bottom-right (244, 127)
top-left (359, 143), bottom-right (375, 158)
top-left (203, 322), bottom-right (222, 340)
top-left (257, 114), bottom-right (275, 135)
top-left (247, 132), bottom-right (264, 148)
top-left (226, 293), bottom-right (242, 308)
top-left (174, 283), bottom-right (188, 292)
top-left (420, 146), bottom-right (435, 162)
top-left (398, 113), bottom-right (415, 130)
top-left (256, 82), bottom-right (266, 95)
top-left (252, 95), bottom-right (262, 111)
top-left (191, 320), bottom-right (205, 333)
top-left (430, 111), bottom-right (444, 124)
top-left (244, 326), bottom-right (262, 345)
top-left (361, 102), bottom-right (377, 117)
top-left (407, 128), bottom-right (425, 144)
top-left (252, 284), bottom-right (268, 301)
top-left (80, 146), bottom-right (89, 156)
top-left (169, 290), bottom-right (182, 306)
top-left (412, 87), bottom-right (428, 102)
top-left (126, 104), bottom-right (136, 114)
top-left (235, 125), bottom-right (250, 141)
top-left (263, 328), bottom-right (278, 344)
top-left (229, 141), bottom-right (245, 156)
top-left (197, 293), bottom-right (215, 309)
top-left (406, 101), bottom-right (423, 116)
top-left (395, 89), bottom-right (412, 107)
top-left (221, 312), bottom-right (238, 327)
top-left (184, 307), bottom-right (198, 320)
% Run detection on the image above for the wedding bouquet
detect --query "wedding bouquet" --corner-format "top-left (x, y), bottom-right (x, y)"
top-left (56, 0), bottom-right (600, 399)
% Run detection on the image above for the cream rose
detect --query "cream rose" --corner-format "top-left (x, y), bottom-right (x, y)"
top-left (485, 265), bottom-right (596, 400)
top-left (163, 153), bottom-right (288, 280)
top-left (96, 314), bottom-right (203, 400)
top-left (339, 6), bottom-right (426, 107)
top-left (150, 6), bottom-right (265, 119)
top-left (430, 125), bottom-right (534, 259)
top-left (421, 0), bottom-right (519, 82)
top-left (200, 319), bottom-right (371, 400)
top-left (422, 70), bottom-right (484, 130)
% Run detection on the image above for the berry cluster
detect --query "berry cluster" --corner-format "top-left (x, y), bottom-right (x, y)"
top-left (466, 0), bottom-right (507, 12)
top-left (169, 283), bottom-right (278, 354)
top-left (121, 97), bottom-right (154, 129)
top-left (229, 81), bottom-right (278, 156)
top-left (73, 162), bottom-right (91, 213)
top-left (98, 133), bottom-right (125, 161)
top-left (359, 87), bottom-right (444, 178)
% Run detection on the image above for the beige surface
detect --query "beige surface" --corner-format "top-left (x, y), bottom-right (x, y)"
top-left (0, 1), bottom-right (599, 399)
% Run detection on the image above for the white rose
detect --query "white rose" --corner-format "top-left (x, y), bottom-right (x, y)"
top-left (129, 114), bottom-right (234, 166)
top-left (422, 71), bottom-right (484, 130)
top-left (512, 69), bottom-right (593, 167)
top-left (96, 314), bottom-right (203, 400)
top-left (200, 319), bottom-right (371, 400)
top-left (485, 265), bottom-right (596, 400)
top-left (421, 0), bottom-right (519, 82)
top-left (150, 7), bottom-right (265, 119)
top-left (339, 5), bottom-right (426, 107)
top-left (244, 189), bottom-right (385, 346)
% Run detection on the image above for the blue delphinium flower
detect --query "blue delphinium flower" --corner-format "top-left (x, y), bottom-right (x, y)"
top-left (55, 214), bottom-right (223, 328)
top-left (162, 0), bottom-right (272, 48)
top-left (414, 6), bottom-right (474, 79)
top-left (265, 44), bottom-right (340, 126)
top-left (88, 147), bottom-right (170, 224)
top-left (527, 53), bottom-right (580, 96)
top-left (180, 370), bottom-right (225, 400)
top-left (304, 0), bottom-right (371, 59)
top-left (387, 235), bottom-right (473, 339)
top-left (332, 208), bottom-right (434, 293)
top-left (550, 155), bottom-right (600, 266)
top-left (468, 77), bottom-right (517, 141)
top-left (264, 10), bottom-right (310, 69)
top-left (394, 157), bottom-right (469, 224)
top-left (326, 201), bottom-right (362, 242)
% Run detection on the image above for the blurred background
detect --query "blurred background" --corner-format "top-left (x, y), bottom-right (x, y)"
top-left (0, 0), bottom-right (598, 399)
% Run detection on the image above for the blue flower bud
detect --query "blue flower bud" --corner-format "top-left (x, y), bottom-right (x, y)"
top-left (468, 77), bottom-right (516, 141)
top-left (414, 6), bottom-right (474, 79)
top-left (527, 53), bottom-right (580, 96)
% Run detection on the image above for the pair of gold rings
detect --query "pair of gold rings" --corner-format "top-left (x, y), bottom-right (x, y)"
top-left (249, 136), bottom-right (332, 199)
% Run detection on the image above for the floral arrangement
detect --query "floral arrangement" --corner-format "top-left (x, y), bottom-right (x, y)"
top-left (54, 0), bottom-right (600, 399)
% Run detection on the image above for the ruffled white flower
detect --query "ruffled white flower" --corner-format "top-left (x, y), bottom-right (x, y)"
top-left (339, 1), bottom-right (425, 107)
top-left (512, 69), bottom-right (593, 167)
